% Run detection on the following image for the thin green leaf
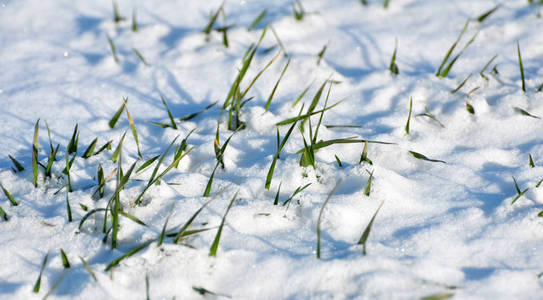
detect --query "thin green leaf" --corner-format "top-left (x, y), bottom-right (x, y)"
top-left (529, 154), bottom-right (535, 168)
top-left (136, 155), bottom-right (160, 174)
top-left (8, 155), bottom-right (24, 172)
top-left (66, 187), bottom-right (72, 222)
top-left (123, 97), bottom-right (142, 158)
top-left (133, 48), bottom-right (149, 66)
top-left (292, 81), bottom-right (313, 107)
top-left (364, 170), bottom-right (373, 196)
top-left (109, 101), bottom-right (126, 129)
top-left (317, 44), bottom-right (327, 66)
top-left (79, 208), bottom-right (107, 230)
top-left (451, 74), bottom-right (471, 93)
top-left (248, 9), bottom-right (267, 31)
top-left (112, 0), bottom-right (125, 23)
top-left (405, 97), bottom-right (412, 135)
top-left (265, 58), bottom-right (291, 111)
top-left (357, 201), bottom-right (384, 255)
top-left (32, 119), bottom-right (39, 188)
top-left (436, 20), bottom-right (469, 76)
top-left (67, 124), bottom-right (79, 155)
top-left (421, 293), bottom-right (455, 300)
top-left (389, 38), bottom-right (399, 75)
top-left (317, 183), bottom-right (340, 259)
top-left (33, 252), bottom-right (49, 293)
top-left (1, 183), bottom-right (18, 206)
top-left (82, 138), bottom-right (98, 159)
top-left (277, 100), bottom-right (343, 126)
top-left (335, 155), bottom-right (343, 167)
top-left (283, 183), bottom-right (311, 206)
top-left (209, 191), bottom-right (238, 257)
top-left (513, 107), bottom-right (540, 119)
top-left (179, 101), bottom-right (217, 121)
top-left (0, 205), bottom-right (8, 221)
top-left (105, 240), bottom-right (153, 271)
top-left (409, 150), bottom-right (446, 163)
top-left (466, 102), bottom-right (475, 114)
top-left (160, 96), bottom-right (178, 129)
top-left (79, 256), bottom-right (97, 281)
top-left (118, 211), bottom-right (147, 227)
top-left (111, 132), bottom-right (127, 163)
top-left (518, 42), bottom-right (526, 92)
top-left (476, 4), bottom-right (501, 22)
top-left (107, 35), bottom-right (119, 63)
top-left (60, 249), bottom-right (70, 268)
top-left (132, 8), bottom-right (137, 32)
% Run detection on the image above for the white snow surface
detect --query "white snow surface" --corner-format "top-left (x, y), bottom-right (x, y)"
top-left (1, 0), bottom-right (543, 299)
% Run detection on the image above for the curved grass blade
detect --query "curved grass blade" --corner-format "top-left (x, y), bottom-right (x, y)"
top-left (317, 183), bottom-right (340, 259)
top-left (409, 150), bottom-right (446, 163)
top-left (33, 252), bottom-right (49, 293)
top-left (439, 30), bottom-right (478, 77)
top-left (357, 201), bottom-right (384, 255)
top-left (335, 155), bottom-right (343, 167)
top-left (1, 183), bottom-right (18, 206)
top-left (158, 205), bottom-right (174, 247)
top-left (416, 107), bottom-right (445, 128)
top-left (273, 182), bottom-right (282, 205)
top-left (118, 211), bottom-right (147, 227)
top-left (209, 190), bottom-right (238, 257)
top-left (513, 107), bottom-right (539, 119)
top-left (79, 208), bottom-right (107, 230)
top-left (105, 240), bottom-right (153, 271)
top-left (203, 1), bottom-right (224, 35)
top-left (32, 119), bottom-right (40, 188)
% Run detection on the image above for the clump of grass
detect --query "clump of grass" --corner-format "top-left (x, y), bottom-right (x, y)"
top-left (416, 107), bottom-right (445, 128)
top-left (9, 155), bottom-right (24, 172)
top-left (466, 102), bottom-right (475, 114)
top-left (405, 97), bottom-right (412, 135)
top-left (436, 21), bottom-right (477, 78)
top-left (265, 58), bottom-right (291, 111)
top-left (248, 9), bottom-right (267, 31)
top-left (135, 135), bottom-right (194, 204)
top-left (529, 154), bottom-right (535, 168)
top-left (107, 35), bottom-right (119, 63)
top-left (513, 107), bottom-right (540, 119)
top-left (292, 0), bottom-right (306, 21)
top-left (132, 48), bottom-right (149, 66)
top-left (32, 119), bottom-right (39, 188)
top-left (316, 183), bottom-right (339, 259)
top-left (511, 176), bottom-right (529, 204)
top-left (209, 190), bottom-right (238, 257)
top-left (1, 183), bottom-right (18, 206)
top-left (409, 150), bottom-right (446, 163)
top-left (204, 127), bottom-right (239, 197)
top-left (357, 201), bottom-right (384, 255)
top-left (517, 42), bottom-right (526, 92)
top-left (112, 0), bottom-right (125, 23)
top-left (389, 39), bottom-right (399, 75)
top-left (476, 4), bottom-right (501, 22)
top-left (33, 252), bottom-right (49, 293)
top-left (317, 44), bottom-right (327, 66)
top-left (203, 2), bottom-right (224, 37)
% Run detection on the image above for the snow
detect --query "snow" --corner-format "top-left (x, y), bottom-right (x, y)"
top-left (1, 0), bottom-right (543, 299)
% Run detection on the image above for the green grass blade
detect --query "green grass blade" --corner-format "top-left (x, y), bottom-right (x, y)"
top-left (359, 140), bottom-right (373, 165)
top-left (439, 30), bottom-right (478, 77)
top-left (111, 132), bottom-right (127, 163)
top-left (9, 155), bottom-right (24, 172)
top-left (209, 191), bottom-right (238, 257)
top-left (203, 2), bottom-right (224, 35)
top-left (1, 183), bottom-right (18, 206)
top-left (112, 0), bottom-right (125, 23)
top-left (66, 188), bottom-right (72, 222)
top-left (180, 101), bottom-right (217, 121)
top-left (67, 124), bottom-right (79, 155)
top-left (409, 150), bottom-right (446, 163)
top-left (79, 256), bottom-right (97, 281)
top-left (270, 25), bottom-right (288, 57)
top-left (384, 0), bottom-right (390, 9)
top-left (335, 155), bottom-right (343, 167)
top-left (107, 35), bottom-right (119, 63)
top-left (82, 138), bottom-right (98, 159)
top-left (405, 97), bottom-right (412, 135)
top-left (0, 205), bottom-right (8, 221)
top-left (283, 183), bottom-right (311, 206)
top-left (118, 211), bottom-right (147, 227)
top-left (415, 107), bottom-right (445, 128)
top-left (466, 101), bottom-right (475, 114)
top-left (273, 182), bottom-right (282, 205)
top-left (292, 81), bottom-right (313, 107)
top-left (513, 107), bottom-right (539, 118)
top-left (476, 4), bottom-right (501, 23)
top-left (357, 201), bottom-right (384, 255)
top-left (421, 293), bottom-right (455, 300)
top-left (157, 206), bottom-right (174, 247)
top-left (123, 97), bottom-right (142, 158)
top-left (248, 9), bottom-right (267, 31)
top-left (32, 119), bottom-right (39, 188)
top-left (105, 240), bottom-right (153, 271)
top-left (78, 208), bottom-right (107, 230)
top-left (529, 154), bottom-right (535, 168)
top-left (160, 96), bottom-right (178, 129)
top-left (317, 44), bottom-right (327, 66)
top-left (203, 162), bottom-right (220, 197)
top-left (265, 58), bottom-right (291, 111)
top-left (137, 155), bottom-right (160, 174)
top-left (60, 249), bottom-right (70, 268)
top-left (317, 183), bottom-right (340, 259)
top-left (364, 170), bottom-right (374, 196)
top-left (33, 252), bottom-right (49, 293)
top-left (277, 100), bottom-right (343, 126)
top-left (451, 74), bottom-right (472, 93)
top-left (109, 101), bottom-right (126, 129)
top-left (132, 48), bottom-right (149, 66)
top-left (389, 38), bottom-right (399, 75)
top-left (132, 8), bottom-right (137, 32)
top-left (518, 42), bottom-right (527, 92)
top-left (479, 55), bottom-right (497, 80)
